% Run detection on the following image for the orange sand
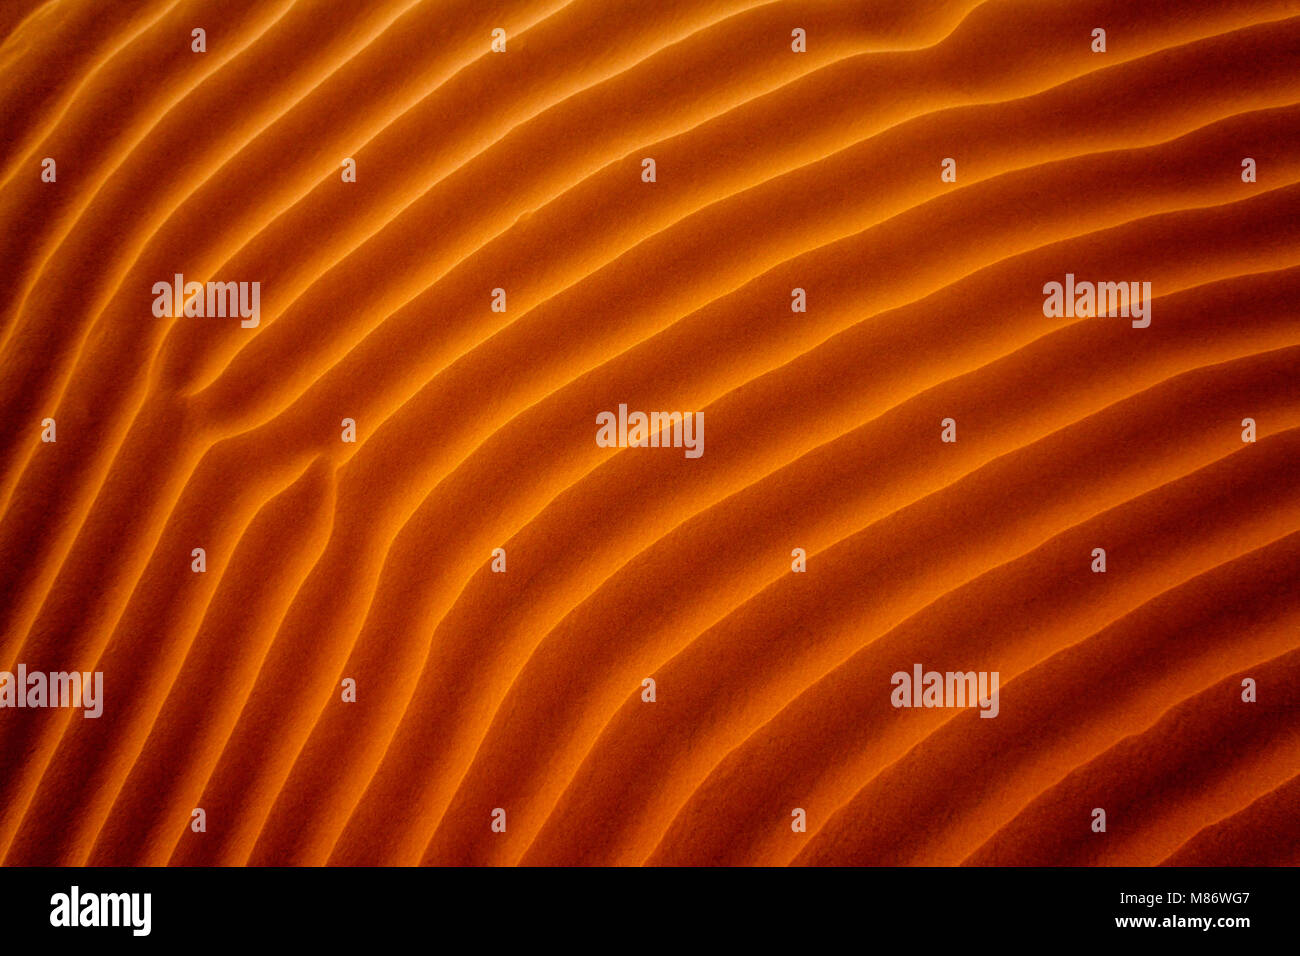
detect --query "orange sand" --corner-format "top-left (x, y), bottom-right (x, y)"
top-left (0, 0), bottom-right (1296, 866)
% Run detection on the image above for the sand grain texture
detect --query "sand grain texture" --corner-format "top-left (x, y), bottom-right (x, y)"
top-left (0, 0), bottom-right (1297, 866)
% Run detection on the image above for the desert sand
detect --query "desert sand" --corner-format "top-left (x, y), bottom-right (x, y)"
top-left (0, 0), bottom-right (1296, 866)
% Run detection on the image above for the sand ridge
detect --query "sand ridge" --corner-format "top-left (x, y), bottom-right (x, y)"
top-left (0, 0), bottom-right (1296, 866)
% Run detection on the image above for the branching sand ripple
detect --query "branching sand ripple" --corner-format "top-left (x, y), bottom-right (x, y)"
top-left (0, 0), bottom-right (1296, 866)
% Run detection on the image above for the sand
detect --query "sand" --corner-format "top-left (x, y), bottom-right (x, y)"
top-left (0, 0), bottom-right (1296, 866)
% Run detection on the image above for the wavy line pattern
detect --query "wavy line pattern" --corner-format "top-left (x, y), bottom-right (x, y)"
top-left (1, 0), bottom-right (1297, 867)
